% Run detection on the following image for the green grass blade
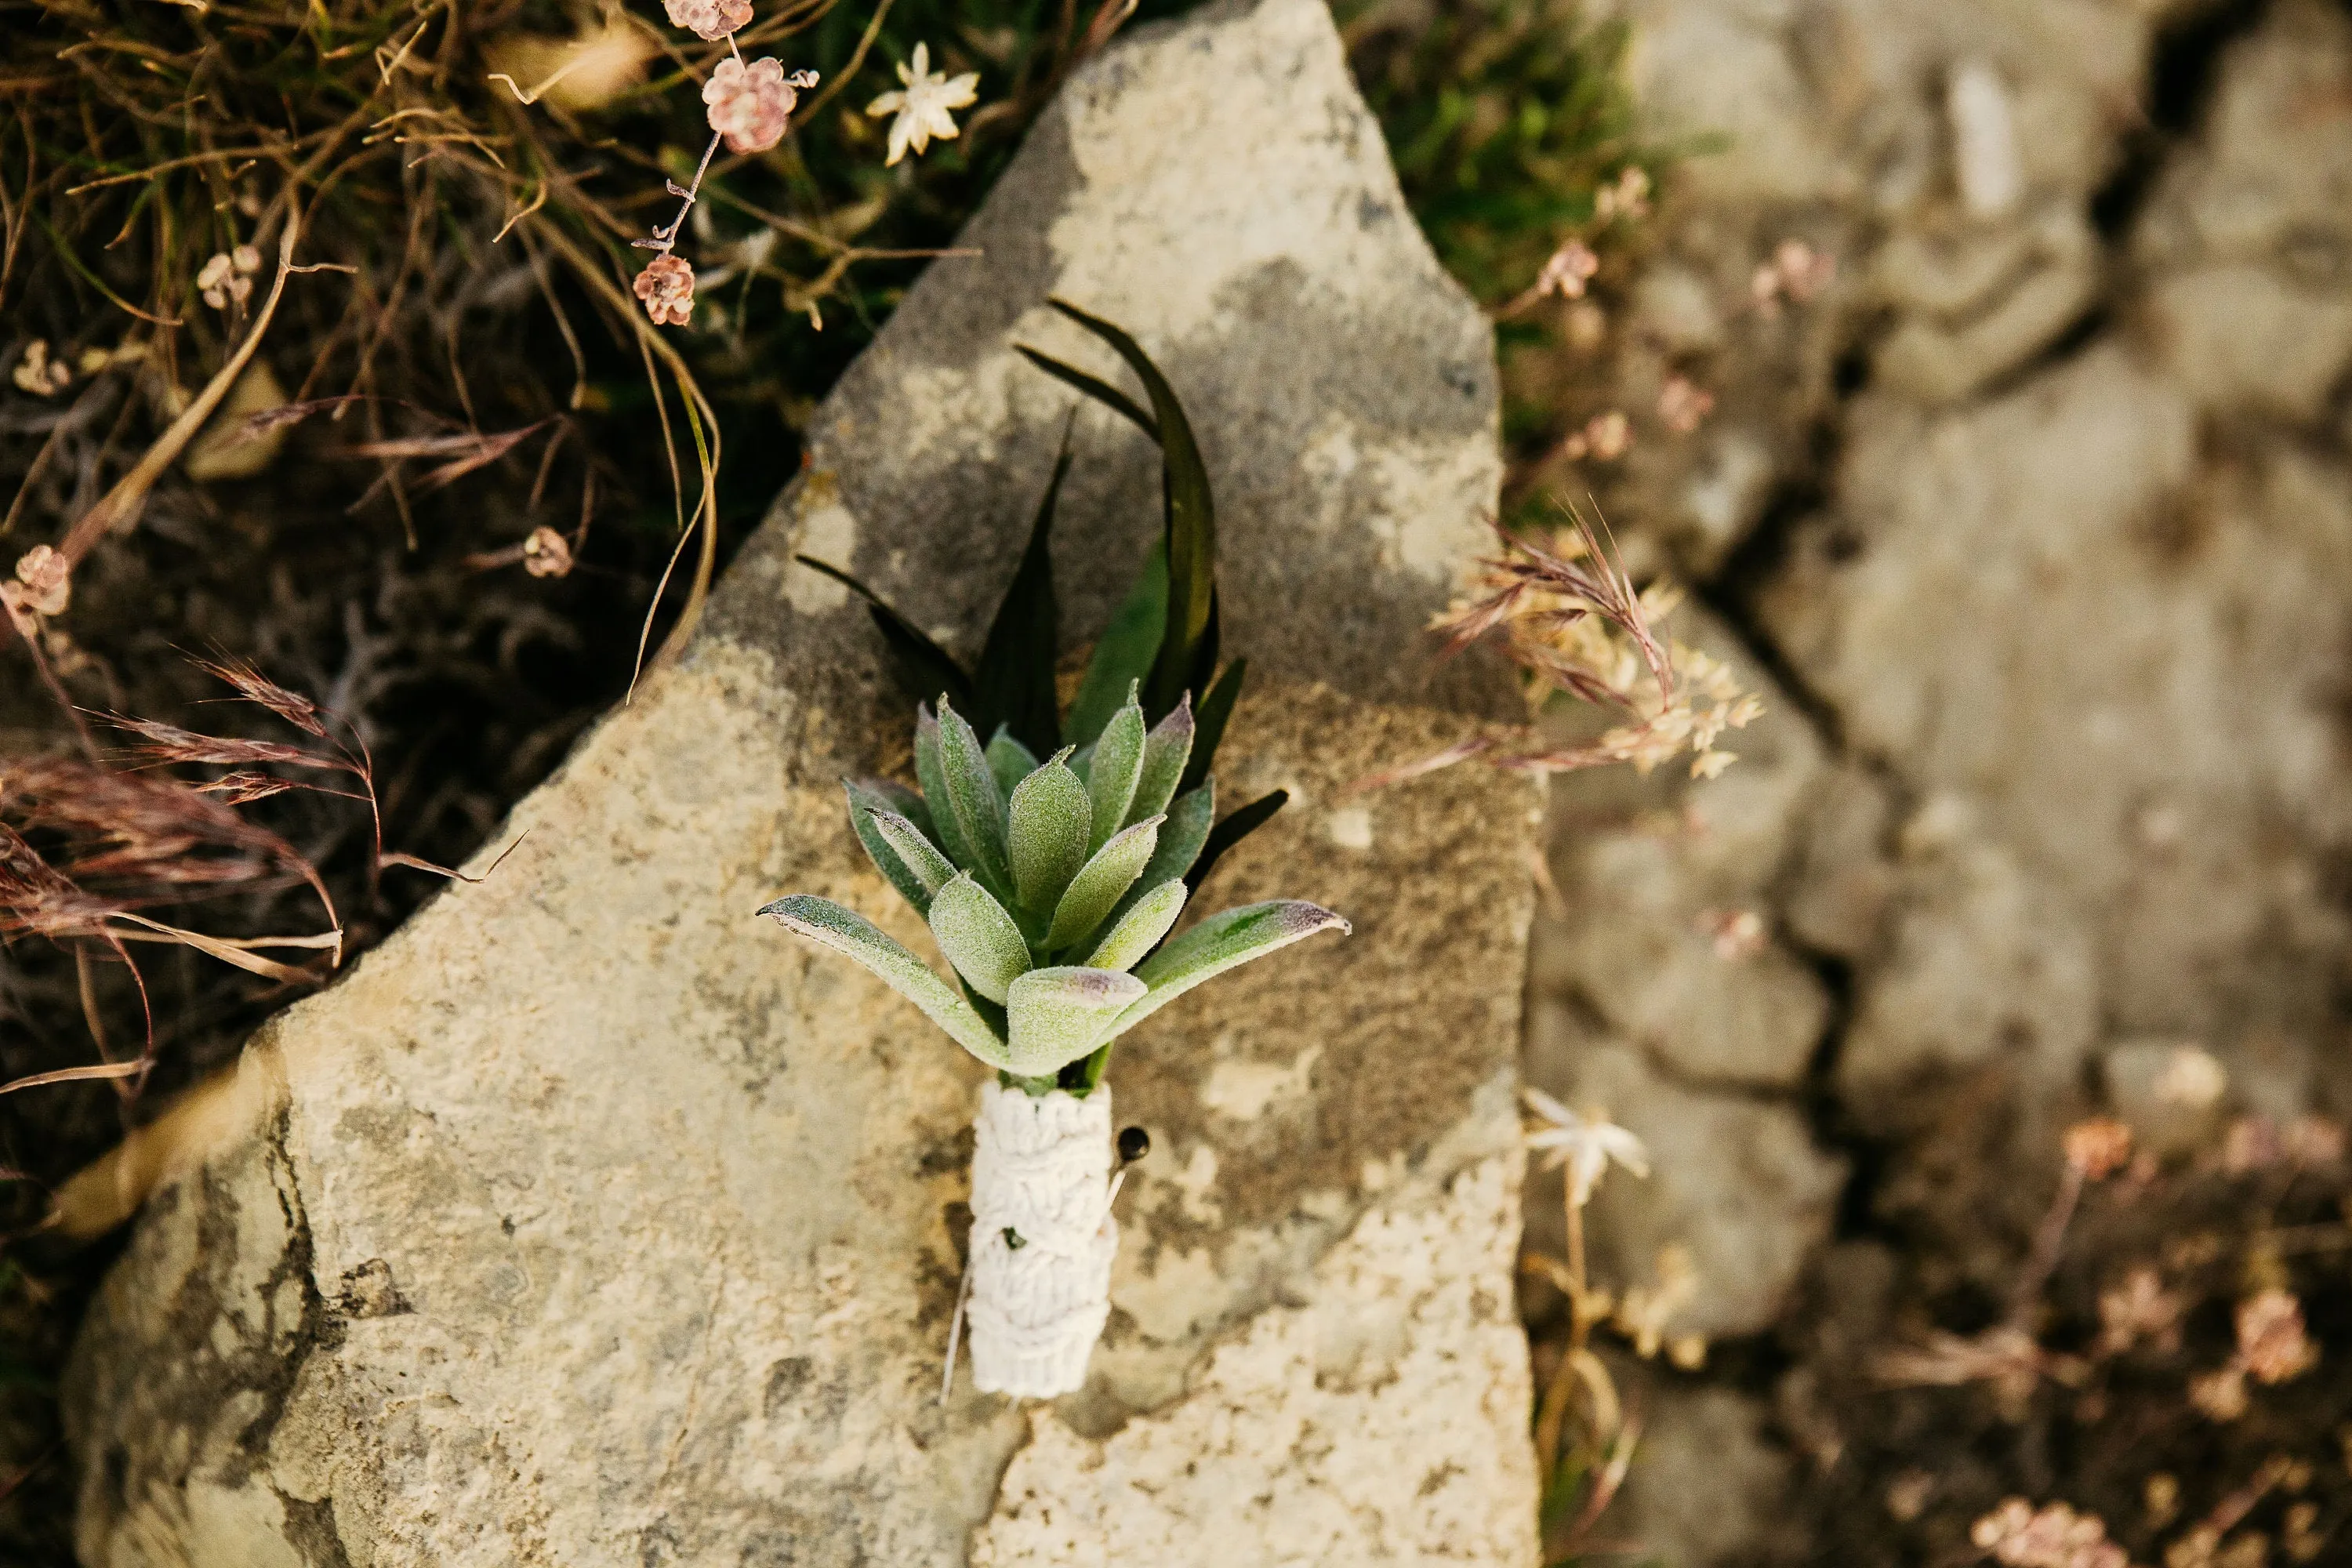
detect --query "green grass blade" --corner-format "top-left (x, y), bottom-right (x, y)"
top-left (1181, 657), bottom-right (1246, 793)
top-left (797, 556), bottom-right (974, 715)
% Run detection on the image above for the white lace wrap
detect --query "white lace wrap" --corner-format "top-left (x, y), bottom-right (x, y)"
top-left (966, 1080), bottom-right (1117, 1398)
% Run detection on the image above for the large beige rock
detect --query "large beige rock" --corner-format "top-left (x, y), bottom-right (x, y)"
top-left (61, 2), bottom-right (1543, 1563)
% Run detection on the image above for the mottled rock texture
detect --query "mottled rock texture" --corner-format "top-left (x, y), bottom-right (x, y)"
top-left (63, 2), bottom-right (1543, 1562)
top-left (1519, 0), bottom-right (2352, 1559)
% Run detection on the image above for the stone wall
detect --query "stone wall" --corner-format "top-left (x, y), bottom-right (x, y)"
top-left (1523, 0), bottom-right (2352, 1559)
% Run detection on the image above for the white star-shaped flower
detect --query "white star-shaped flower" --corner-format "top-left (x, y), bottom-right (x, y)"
top-left (1522, 1087), bottom-right (1649, 1206)
top-left (866, 43), bottom-right (978, 167)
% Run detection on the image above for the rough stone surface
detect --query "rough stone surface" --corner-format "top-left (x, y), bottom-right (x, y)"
top-left (63, 2), bottom-right (1543, 1563)
top-left (1520, 0), bottom-right (2352, 1556)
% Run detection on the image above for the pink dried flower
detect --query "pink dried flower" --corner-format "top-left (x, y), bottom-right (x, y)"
top-left (1971, 1498), bottom-right (2127, 1568)
top-left (2222, 1116), bottom-right (2280, 1173)
top-left (1583, 410), bottom-right (1631, 461)
top-left (2096, 1267), bottom-right (2182, 1356)
top-left (1593, 165), bottom-right (1650, 222)
top-left (2190, 1364), bottom-right (2248, 1421)
top-left (633, 253), bottom-right (695, 328)
top-left (521, 526), bottom-right (575, 579)
top-left (2063, 1117), bottom-right (2133, 1180)
top-left (2281, 1114), bottom-right (2346, 1166)
top-left (703, 56), bottom-right (817, 154)
top-left (664, 0), bottom-right (751, 42)
top-left (1751, 238), bottom-right (1837, 314)
top-left (1695, 907), bottom-right (1765, 961)
top-left (2235, 1289), bottom-right (2316, 1385)
top-left (13, 545), bottom-right (70, 617)
top-left (1657, 375), bottom-right (1715, 434)
top-left (1534, 240), bottom-right (1599, 301)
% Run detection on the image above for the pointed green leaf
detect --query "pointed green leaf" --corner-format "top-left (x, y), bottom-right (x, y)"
top-left (1086, 692), bottom-right (1146, 855)
top-left (1107, 900), bottom-right (1350, 1038)
top-left (1006, 965), bottom-right (1148, 1076)
top-left (935, 699), bottom-right (1012, 891)
top-left (1185, 789), bottom-right (1287, 895)
top-left (1181, 658), bottom-right (1245, 793)
top-left (1065, 541), bottom-right (1167, 749)
top-left (864, 804), bottom-right (957, 899)
top-left (844, 784), bottom-right (942, 914)
top-left (1082, 879), bottom-right (1187, 972)
top-left (853, 775), bottom-right (935, 844)
top-left (913, 706), bottom-right (978, 873)
top-left (757, 895), bottom-right (1009, 1069)
top-left (1045, 300), bottom-right (1214, 720)
top-left (975, 432), bottom-right (1071, 757)
top-left (927, 873), bottom-right (1031, 1004)
top-left (1127, 693), bottom-right (1193, 829)
top-left (1099, 782), bottom-right (1214, 935)
top-left (1008, 750), bottom-right (1091, 916)
top-left (1014, 346), bottom-right (1158, 438)
top-left (1047, 815), bottom-right (1161, 953)
top-left (795, 557), bottom-right (975, 714)
top-left (985, 727), bottom-right (1040, 799)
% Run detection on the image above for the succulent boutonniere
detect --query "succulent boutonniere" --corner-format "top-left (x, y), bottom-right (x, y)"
top-left (761, 302), bottom-right (1347, 1397)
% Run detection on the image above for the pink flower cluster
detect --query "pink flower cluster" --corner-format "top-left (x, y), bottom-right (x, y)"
top-left (628, 1), bottom-right (820, 326)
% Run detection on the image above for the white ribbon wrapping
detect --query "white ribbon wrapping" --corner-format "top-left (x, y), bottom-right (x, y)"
top-left (964, 1080), bottom-right (1117, 1398)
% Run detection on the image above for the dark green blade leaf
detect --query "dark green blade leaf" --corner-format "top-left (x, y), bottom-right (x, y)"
top-left (796, 556), bottom-right (974, 714)
top-left (1182, 658), bottom-right (1246, 794)
top-left (1044, 299), bottom-right (1215, 722)
top-left (974, 431), bottom-right (1072, 756)
top-left (1014, 346), bottom-right (1158, 437)
top-left (1065, 540), bottom-right (1167, 749)
top-left (1184, 789), bottom-right (1287, 896)
top-left (985, 726), bottom-right (1040, 798)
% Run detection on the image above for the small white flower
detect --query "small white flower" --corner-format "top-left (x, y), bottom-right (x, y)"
top-left (866, 43), bottom-right (978, 167)
top-left (197, 252), bottom-right (252, 310)
top-left (1522, 1087), bottom-right (1649, 1206)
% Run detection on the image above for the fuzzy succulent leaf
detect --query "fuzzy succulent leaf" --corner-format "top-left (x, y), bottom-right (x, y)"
top-left (1182, 658), bottom-right (1245, 794)
top-left (1006, 965), bottom-right (1148, 1076)
top-left (1097, 782), bottom-right (1213, 938)
top-left (927, 873), bottom-right (1032, 1004)
top-left (1128, 692), bottom-right (1193, 829)
top-left (1063, 541), bottom-right (1167, 749)
top-left (757, 895), bottom-right (1009, 1069)
top-left (1082, 878), bottom-right (1187, 973)
top-left (1109, 900), bottom-right (1350, 1036)
top-left (844, 785), bottom-right (941, 914)
top-left (864, 805), bottom-right (958, 901)
top-left (1086, 694), bottom-right (1147, 855)
top-left (935, 700), bottom-right (1012, 891)
top-left (1047, 815), bottom-right (1161, 952)
top-left (985, 727), bottom-right (1039, 799)
top-left (913, 706), bottom-right (978, 873)
top-left (1007, 750), bottom-right (1091, 916)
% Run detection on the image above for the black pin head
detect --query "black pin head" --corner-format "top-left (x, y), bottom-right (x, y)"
top-left (1117, 1126), bottom-right (1151, 1164)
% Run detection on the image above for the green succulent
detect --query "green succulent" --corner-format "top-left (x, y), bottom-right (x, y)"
top-left (760, 300), bottom-right (1347, 1096)
top-left (761, 686), bottom-right (1345, 1091)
